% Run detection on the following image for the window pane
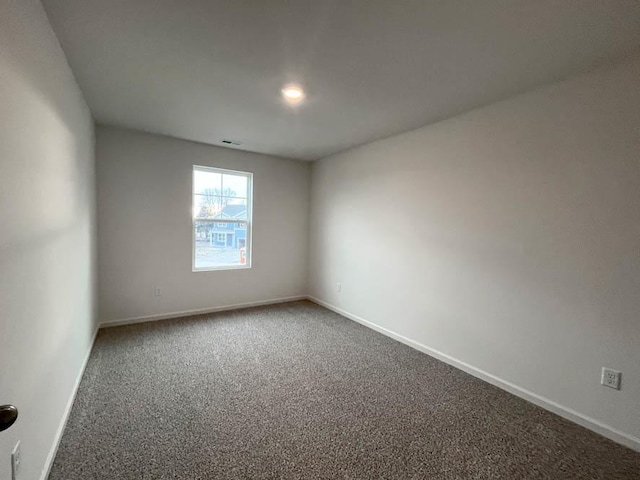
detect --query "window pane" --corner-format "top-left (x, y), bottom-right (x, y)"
top-left (193, 166), bottom-right (251, 271)
top-left (222, 173), bottom-right (248, 198)
top-left (194, 194), bottom-right (225, 219)
top-left (194, 196), bottom-right (247, 219)
top-left (193, 169), bottom-right (222, 194)
top-left (217, 200), bottom-right (247, 220)
top-left (194, 221), bottom-right (249, 269)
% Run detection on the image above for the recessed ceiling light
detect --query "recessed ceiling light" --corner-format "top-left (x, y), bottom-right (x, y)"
top-left (281, 84), bottom-right (305, 104)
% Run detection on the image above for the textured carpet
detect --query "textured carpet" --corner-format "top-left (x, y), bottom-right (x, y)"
top-left (49, 301), bottom-right (640, 479)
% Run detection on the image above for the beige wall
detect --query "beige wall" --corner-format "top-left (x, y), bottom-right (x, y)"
top-left (97, 126), bottom-right (310, 323)
top-left (0, 1), bottom-right (97, 479)
top-left (309, 55), bottom-right (640, 449)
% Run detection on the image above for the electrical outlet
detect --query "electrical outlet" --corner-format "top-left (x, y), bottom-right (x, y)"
top-left (154, 287), bottom-right (162, 297)
top-left (11, 441), bottom-right (21, 480)
top-left (601, 367), bottom-right (621, 390)
top-left (336, 283), bottom-right (341, 293)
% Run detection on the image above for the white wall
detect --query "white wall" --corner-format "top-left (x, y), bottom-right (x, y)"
top-left (97, 126), bottom-right (310, 323)
top-left (309, 55), bottom-right (640, 448)
top-left (0, 1), bottom-right (97, 479)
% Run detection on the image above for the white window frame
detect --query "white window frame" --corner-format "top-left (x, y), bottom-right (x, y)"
top-left (192, 165), bottom-right (253, 272)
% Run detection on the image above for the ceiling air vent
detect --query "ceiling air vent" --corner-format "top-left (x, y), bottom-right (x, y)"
top-left (221, 139), bottom-right (243, 146)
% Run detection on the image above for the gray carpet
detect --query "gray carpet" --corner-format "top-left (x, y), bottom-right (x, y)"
top-left (49, 301), bottom-right (640, 479)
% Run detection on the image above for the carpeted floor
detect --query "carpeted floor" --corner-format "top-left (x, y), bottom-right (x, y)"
top-left (49, 300), bottom-right (640, 479)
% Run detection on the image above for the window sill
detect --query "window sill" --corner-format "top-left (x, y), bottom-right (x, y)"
top-left (192, 264), bottom-right (252, 272)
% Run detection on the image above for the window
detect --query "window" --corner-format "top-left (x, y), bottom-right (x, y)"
top-left (192, 166), bottom-right (252, 270)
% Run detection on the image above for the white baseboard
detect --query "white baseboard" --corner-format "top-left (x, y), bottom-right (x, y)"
top-left (100, 295), bottom-right (308, 328)
top-left (307, 295), bottom-right (640, 453)
top-left (40, 327), bottom-right (99, 480)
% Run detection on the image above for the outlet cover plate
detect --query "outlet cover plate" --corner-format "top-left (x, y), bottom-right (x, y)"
top-left (601, 367), bottom-right (622, 390)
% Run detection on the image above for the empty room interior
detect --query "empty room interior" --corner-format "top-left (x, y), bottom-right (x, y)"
top-left (2, 1), bottom-right (640, 479)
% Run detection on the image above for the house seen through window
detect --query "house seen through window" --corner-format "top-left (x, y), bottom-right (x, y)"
top-left (193, 165), bottom-right (253, 270)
